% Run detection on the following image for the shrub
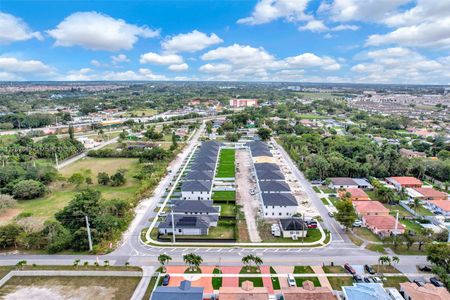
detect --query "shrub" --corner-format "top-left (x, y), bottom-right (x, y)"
top-left (12, 180), bottom-right (47, 200)
top-left (0, 194), bottom-right (17, 210)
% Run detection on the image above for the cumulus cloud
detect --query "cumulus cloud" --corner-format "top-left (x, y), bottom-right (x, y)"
top-left (238, 0), bottom-right (312, 25)
top-left (168, 63), bottom-right (189, 71)
top-left (299, 20), bottom-right (328, 32)
top-left (140, 52), bottom-right (184, 65)
top-left (0, 57), bottom-right (53, 74)
top-left (199, 63), bottom-right (233, 73)
top-left (111, 54), bottom-right (130, 64)
top-left (61, 68), bottom-right (167, 81)
top-left (47, 11), bottom-right (159, 51)
top-left (0, 12), bottom-right (43, 44)
top-left (162, 30), bottom-right (223, 53)
top-left (284, 53), bottom-right (341, 70)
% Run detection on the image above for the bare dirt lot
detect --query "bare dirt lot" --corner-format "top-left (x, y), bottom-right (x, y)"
top-left (0, 276), bottom-right (141, 300)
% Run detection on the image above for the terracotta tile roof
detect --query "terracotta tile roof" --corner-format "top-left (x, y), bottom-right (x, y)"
top-left (364, 215), bottom-right (405, 230)
top-left (283, 280), bottom-right (336, 300)
top-left (219, 281), bottom-right (269, 300)
top-left (388, 176), bottom-right (422, 186)
top-left (342, 188), bottom-right (370, 199)
top-left (353, 201), bottom-right (389, 214)
top-left (414, 188), bottom-right (448, 199)
top-left (400, 282), bottom-right (450, 300)
top-left (429, 200), bottom-right (450, 212)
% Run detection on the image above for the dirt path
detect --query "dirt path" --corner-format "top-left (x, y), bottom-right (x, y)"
top-left (236, 149), bottom-right (262, 243)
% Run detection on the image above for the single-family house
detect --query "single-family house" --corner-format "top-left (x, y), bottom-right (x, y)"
top-left (219, 280), bottom-right (269, 300)
top-left (279, 218), bottom-right (307, 239)
top-left (428, 200), bottom-right (450, 217)
top-left (386, 177), bottom-right (422, 190)
top-left (342, 283), bottom-right (391, 300)
top-left (339, 188), bottom-right (371, 201)
top-left (353, 201), bottom-right (390, 217)
top-left (282, 280), bottom-right (336, 300)
top-left (151, 280), bottom-right (204, 300)
top-left (172, 200), bottom-right (220, 223)
top-left (158, 215), bottom-right (216, 235)
top-left (329, 178), bottom-right (373, 190)
top-left (400, 282), bottom-right (450, 300)
top-left (363, 215), bottom-right (405, 237)
top-left (407, 188), bottom-right (448, 201)
top-left (261, 193), bottom-right (298, 218)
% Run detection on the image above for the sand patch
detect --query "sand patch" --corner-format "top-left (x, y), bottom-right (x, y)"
top-left (4, 285), bottom-right (117, 300)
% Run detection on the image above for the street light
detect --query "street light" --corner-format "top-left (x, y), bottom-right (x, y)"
top-left (392, 210), bottom-right (400, 246)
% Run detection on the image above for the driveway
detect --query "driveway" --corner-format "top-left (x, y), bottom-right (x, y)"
top-left (236, 149), bottom-right (262, 242)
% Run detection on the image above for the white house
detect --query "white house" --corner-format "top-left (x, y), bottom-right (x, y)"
top-left (261, 193), bottom-right (298, 218)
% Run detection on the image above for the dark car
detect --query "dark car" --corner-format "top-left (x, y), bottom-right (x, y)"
top-left (363, 277), bottom-right (371, 283)
top-left (364, 264), bottom-right (375, 274)
top-left (430, 277), bottom-right (444, 287)
top-left (413, 279), bottom-right (425, 287)
top-left (417, 265), bottom-right (432, 272)
top-left (162, 274), bottom-right (170, 286)
top-left (353, 275), bottom-right (363, 282)
top-left (345, 263), bottom-right (356, 275)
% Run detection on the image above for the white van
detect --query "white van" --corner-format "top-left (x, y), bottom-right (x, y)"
top-left (287, 274), bottom-right (296, 287)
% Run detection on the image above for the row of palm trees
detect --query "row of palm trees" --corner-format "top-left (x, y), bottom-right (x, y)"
top-left (377, 255), bottom-right (400, 273)
top-left (157, 253), bottom-right (264, 273)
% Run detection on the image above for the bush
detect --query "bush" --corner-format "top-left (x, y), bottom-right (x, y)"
top-left (0, 194), bottom-right (17, 210)
top-left (97, 172), bottom-right (110, 185)
top-left (12, 180), bottom-right (47, 200)
top-left (111, 171), bottom-right (126, 186)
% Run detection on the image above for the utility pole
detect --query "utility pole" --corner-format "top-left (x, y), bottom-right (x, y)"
top-left (171, 210), bottom-right (176, 244)
top-left (55, 152), bottom-right (59, 169)
top-left (302, 213), bottom-right (305, 243)
top-left (393, 210), bottom-right (399, 245)
top-left (85, 215), bottom-right (93, 252)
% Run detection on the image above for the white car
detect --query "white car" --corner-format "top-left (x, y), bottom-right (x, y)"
top-left (287, 274), bottom-right (296, 287)
top-left (353, 220), bottom-right (363, 227)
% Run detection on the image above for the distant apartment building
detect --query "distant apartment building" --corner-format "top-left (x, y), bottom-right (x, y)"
top-left (229, 98), bottom-right (258, 107)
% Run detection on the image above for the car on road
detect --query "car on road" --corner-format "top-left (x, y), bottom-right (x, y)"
top-left (250, 189), bottom-right (256, 195)
top-left (352, 220), bottom-right (363, 227)
top-left (353, 275), bottom-right (363, 282)
top-left (364, 264), bottom-right (375, 274)
top-left (344, 263), bottom-right (356, 275)
top-left (328, 212), bottom-right (334, 217)
top-left (417, 265), bottom-right (433, 272)
top-left (162, 274), bottom-right (170, 286)
top-left (430, 277), bottom-right (444, 287)
top-left (287, 274), bottom-right (296, 287)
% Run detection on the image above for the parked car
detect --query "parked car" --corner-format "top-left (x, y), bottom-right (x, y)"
top-left (328, 212), bottom-right (334, 217)
top-left (344, 263), bottom-right (356, 275)
top-left (162, 274), bottom-right (170, 286)
top-left (417, 265), bottom-right (433, 272)
top-left (353, 275), bottom-right (363, 282)
top-left (364, 264), bottom-right (375, 274)
top-left (353, 220), bottom-right (363, 227)
top-left (413, 279), bottom-right (425, 287)
top-left (430, 277), bottom-right (444, 287)
top-left (363, 277), bottom-right (372, 283)
top-left (372, 277), bottom-right (382, 283)
top-left (287, 274), bottom-right (296, 287)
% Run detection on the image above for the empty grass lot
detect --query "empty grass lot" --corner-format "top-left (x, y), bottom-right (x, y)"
top-left (352, 228), bottom-right (382, 242)
top-left (327, 276), bottom-right (354, 291)
top-left (216, 149), bottom-right (235, 178)
top-left (323, 266), bottom-right (346, 274)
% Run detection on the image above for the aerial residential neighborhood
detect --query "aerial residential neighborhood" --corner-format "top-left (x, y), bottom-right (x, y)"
top-left (0, 0), bottom-right (449, 299)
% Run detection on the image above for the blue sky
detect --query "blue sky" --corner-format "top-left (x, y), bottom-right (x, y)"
top-left (1, 0), bottom-right (449, 84)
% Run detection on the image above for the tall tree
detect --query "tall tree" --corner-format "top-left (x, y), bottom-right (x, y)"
top-left (335, 200), bottom-right (357, 231)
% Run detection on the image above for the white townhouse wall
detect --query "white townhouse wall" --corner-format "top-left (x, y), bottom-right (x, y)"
top-left (181, 189), bottom-right (212, 200)
top-left (262, 204), bottom-right (296, 218)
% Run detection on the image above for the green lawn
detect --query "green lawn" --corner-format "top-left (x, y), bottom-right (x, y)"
top-left (383, 204), bottom-right (413, 218)
top-left (352, 228), bottom-right (382, 242)
top-left (348, 233), bottom-right (364, 247)
top-left (323, 266), bottom-right (346, 274)
top-left (212, 268), bottom-right (222, 289)
top-left (239, 266), bottom-right (264, 287)
top-left (295, 277), bottom-right (321, 287)
top-left (321, 198), bottom-right (330, 205)
top-left (313, 186), bottom-right (320, 193)
top-left (382, 276), bottom-right (409, 289)
top-left (270, 267), bottom-right (280, 290)
top-left (158, 219), bottom-right (236, 240)
top-left (327, 276), bottom-right (353, 291)
top-left (294, 266), bottom-right (314, 274)
top-left (366, 243), bottom-right (387, 253)
top-left (212, 191), bottom-right (236, 202)
top-left (216, 149), bottom-right (235, 178)
top-left (260, 227), bottom-right (322, 243)
top-left (320, 187), bottom-right (335, 194)
top-left (399, 219), bottom-right (423, 233)
top-left (371, 265), bottom-right (400, 273)
top-left (220, 203), bottom-right (236, 217)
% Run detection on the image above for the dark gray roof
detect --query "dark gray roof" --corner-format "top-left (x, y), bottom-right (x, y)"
top-left (192, 155), bottom-right (216, 164)
top-left (158, 215), bottom-right (213, 230)
top-left (262, 193), bottom-right (298, 206)
top-left (185, 171), bottom-right (214, 181)
top-left (190, 162), bottom-right (215, 171)
top-left (279, 218), bottom-right (306, 231)
top-left (254, 163), bottom-right (281, 172)
top-left (151, 280), bottom-right (204, 300)
top-left (181, 180), bottom-right (212, 192)
top-left (256, 170), bottom-right (285, 180)
top-left (172, 200), bottom-right (219, 214)
top-left (202, 141), bottom-right (221, 149)
top-left (259, 181), bottom-right (291, 192)
top-left (329, 177), bottom-right (357, 186)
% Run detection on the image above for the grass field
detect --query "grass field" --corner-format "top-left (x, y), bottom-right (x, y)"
top-left (216, 149), bottom-right (235, 178)
top-left (382, 276), bottom-right (409, 289)
top-left (270, 267), bottom-right (280, 290)
top-left (399, 219), bottom-right (423, 233)
top-left (327, 276), bottom-right (353, 291)
top-left (212, 191), bottom-right (236, 202)
top-left (371, 265), bottom-right (400, 273)
top-left (239, 267), bottom-right (263, 287)
top-left (220, 203), bottom-right (236, 217)
top-left (14, 157), bottom-right (140, 225)
top-left (294, 266), bottom-right (313, 274)
top-left (124, 108), bottom-right (157, 117)
top-left (323, 266), bottom-right (346, 274)
top-left (295, 277), bottom-right (321, 287)
top-left (0, 276), bottom-right (141, 300)
top-left (366, 243), bottom-right (387, 253)
top-left (352, 228), bottom-right (382, 242)
top-left (212, 268), bottom-right (222, 289)
top-left (260, 227), bottom-right (322, 243)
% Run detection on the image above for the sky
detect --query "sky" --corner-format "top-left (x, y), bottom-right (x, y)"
top-left (0, 0), bottom-right (450, 84)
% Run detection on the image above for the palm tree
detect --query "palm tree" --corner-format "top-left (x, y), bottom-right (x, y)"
top-left (253, 255), bottom-right (263, 272)
top-left (183, 253), bottom-right (203, 272)
top-left (392, 256), bottom-right (400, 266)
top-left (413, 198), bottom-right (421, 212)
top-left (158, 254), bottom-right (172, 272)
top-left (378, 256), bottom-right (391, 274)
top-left (242, 255), bottom-right (254, 272)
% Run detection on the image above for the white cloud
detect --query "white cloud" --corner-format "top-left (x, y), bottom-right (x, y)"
top-left (199, 63), bottom-right (233, 73)
top-left (0, 57), bottom-right (53, 74)
top-left (162, 30), bottom-right (223, 53)
top-left (102, 68), bottom-right (167, 80)
top-left (90, 60), bottom-right (102, 67)
top-left (202, 44), bottom-right (276, 66)
top-left (238, 0), bottom-right (312, 25)
top-left (111, 54), bottom-right (130, 64)
top-left (47, 11), bottom-right (159, 51)
top-left (331, 24), bottom-right (359, 31)
top-left (140, 52), bottom-right (184, 65)
top-left (64, 68), bottom-right (95, 81)
top-left (168, 63), bottom-right (189, 71)
top-left (0, 12), bottom-right (43, 44)
top-left (0, 71), bottom-right (21, 80)
top-left (284, 53), bottom-right (341, 70)
top-left (299, 20), bottom-right (328, 32)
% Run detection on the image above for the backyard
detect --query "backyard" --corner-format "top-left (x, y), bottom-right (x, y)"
top-left (212, 191), bottom-right (236, 202)
top-left (216, 149), bottom-right (235, 178)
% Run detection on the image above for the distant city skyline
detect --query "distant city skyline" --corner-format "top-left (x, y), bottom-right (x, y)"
top-left (1, 0), bottom-right (449, 84)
